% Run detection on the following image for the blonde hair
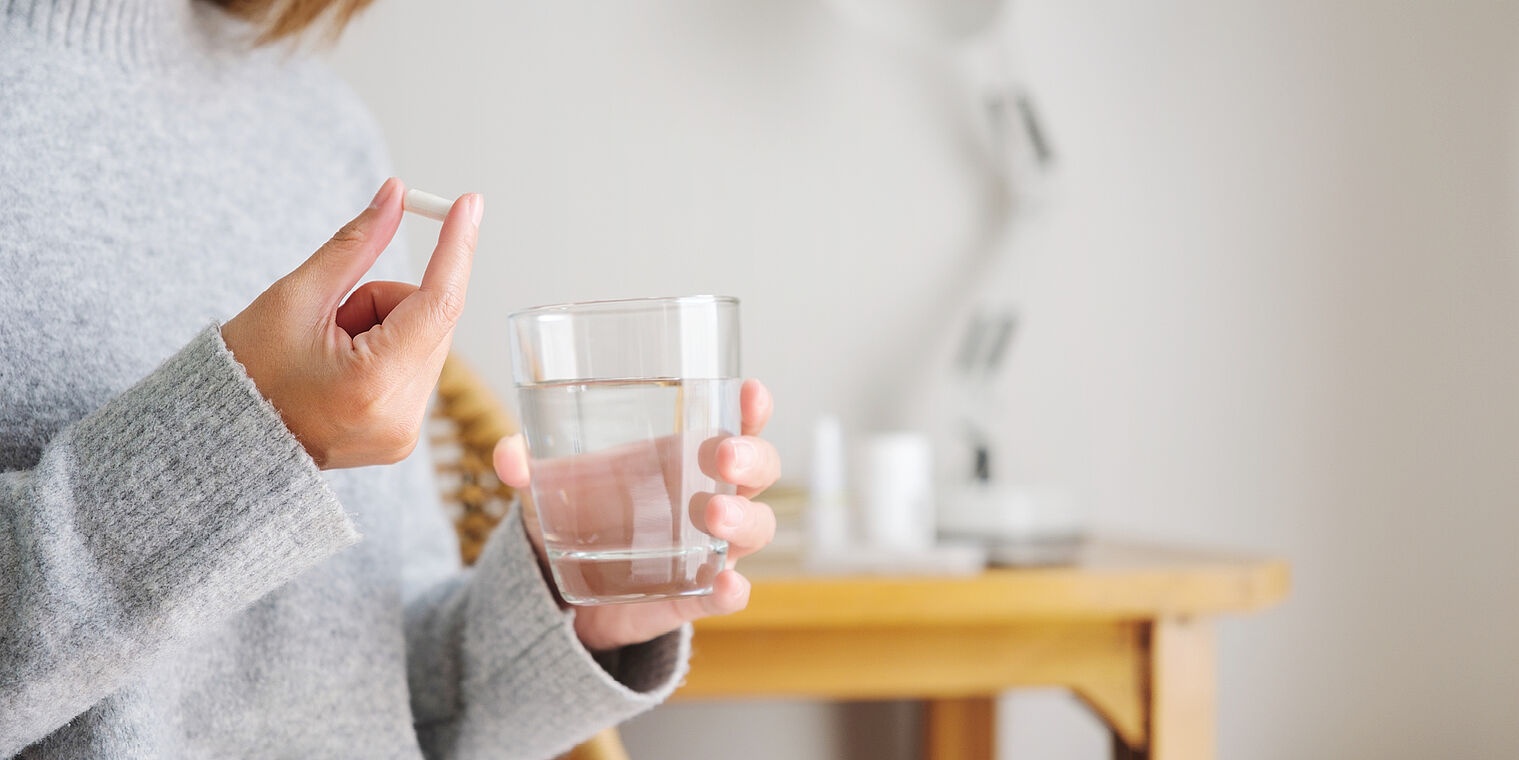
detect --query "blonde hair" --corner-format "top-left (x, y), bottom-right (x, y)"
top-left (213, 0), bottom-right (375, 43)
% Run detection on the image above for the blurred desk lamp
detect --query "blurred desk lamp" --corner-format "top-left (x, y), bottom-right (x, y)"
top-left (825, 0), bottom-right (1082, 564)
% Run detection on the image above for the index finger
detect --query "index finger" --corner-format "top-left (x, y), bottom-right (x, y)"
top-left (740, 379), bottom-right (772, 436)
top-left (365, 194), bottom-right (482, 364)
top-left (417, 193), bottom-right (483, 312)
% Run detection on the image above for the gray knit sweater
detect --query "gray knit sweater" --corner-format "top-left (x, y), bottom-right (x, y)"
top-left (0, 1), bottom-right (689, 758)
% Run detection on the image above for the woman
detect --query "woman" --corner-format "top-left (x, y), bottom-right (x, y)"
top-left (0, 0), bottom-right (780, 757)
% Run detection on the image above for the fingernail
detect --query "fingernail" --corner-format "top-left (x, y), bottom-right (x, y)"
top-left (369, 179), bottom-right (396, 209)
top-left (728, 439), bottom-right (755, 471)
top-left (721, 499), bottom-right (743, 530)
top-left (467, 194), bottom-right (484, 226)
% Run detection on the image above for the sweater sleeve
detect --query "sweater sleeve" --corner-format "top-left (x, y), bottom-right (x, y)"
top-left (404, 503), bottom-right (690, 760)
top-left (0, 324), bottom-right (361, 756)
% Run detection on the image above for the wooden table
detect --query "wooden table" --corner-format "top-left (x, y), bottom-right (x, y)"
top-left (673, 541), bottom-right (1289, 760)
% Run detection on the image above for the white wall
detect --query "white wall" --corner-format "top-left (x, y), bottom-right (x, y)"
top-left (330, 2), bottom-right (1519, 757)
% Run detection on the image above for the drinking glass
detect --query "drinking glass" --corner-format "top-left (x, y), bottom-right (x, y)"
top-left (509, 295), bottom-right (741, 605)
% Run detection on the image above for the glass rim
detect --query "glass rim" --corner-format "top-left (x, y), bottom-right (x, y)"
top-left (508, 294), bottom-right (738, 321)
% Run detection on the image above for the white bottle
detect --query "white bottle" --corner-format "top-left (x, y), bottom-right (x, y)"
top-left (857, 432), bottom-right (936, 552)
top-left (807, 416), bottom-right (850, 559)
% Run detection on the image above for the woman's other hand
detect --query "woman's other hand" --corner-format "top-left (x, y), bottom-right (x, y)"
top-left (221, 178), bottom-right (482, 470)
top-left (493, 379), bottom-right (780, 651)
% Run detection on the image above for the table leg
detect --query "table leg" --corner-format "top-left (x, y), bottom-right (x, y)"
top-left (1112, 731), bottom-right (1145, 760)
top-left (923, 696), bottom-right (996, 760)
top-left (1146, 617), bottom-right (1216, 760)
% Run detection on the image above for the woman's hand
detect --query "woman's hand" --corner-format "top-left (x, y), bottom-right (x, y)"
top-left (221, 178), bottom-right (482, 470)
top-left (493, 380), bottom-right (780, 651)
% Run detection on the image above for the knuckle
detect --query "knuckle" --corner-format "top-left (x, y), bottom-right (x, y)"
top-left (385, 418), bottom-right (420, 452)
top-left (376, 425), bottom-right (418, 465)
top-left (326, 219), bottom-right (369, 251)
top-left (382, 443), bottom-right (415, 465)
top-left (344, 383), bottom-right (387, 418)
top-left (429, 289), bottom-right (466, 324)
top-left (347, 345), bottom-right (387, 377)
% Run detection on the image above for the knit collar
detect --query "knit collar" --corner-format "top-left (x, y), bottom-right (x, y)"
top-left (0, 0), bottom-right (235, 66)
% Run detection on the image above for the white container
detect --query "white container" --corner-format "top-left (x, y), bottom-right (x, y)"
top-left (937, 483), bottom-right (1081, 542)
top-left (856, 433), bottom-right (936, 551)
top-left (807, 416), bottom-right (851, 558)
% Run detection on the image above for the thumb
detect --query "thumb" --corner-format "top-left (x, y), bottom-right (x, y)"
top-left (288, 178), bottom-right (405, 309)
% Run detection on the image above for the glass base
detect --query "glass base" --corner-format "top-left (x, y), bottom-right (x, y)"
top-left (549, 543), bottom-right (727, 606)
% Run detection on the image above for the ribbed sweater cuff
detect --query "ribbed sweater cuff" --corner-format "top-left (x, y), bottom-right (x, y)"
top-left (459, 506), bottom-right (690, 753)
top-left (66, 323), bottom-right (359, 628)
